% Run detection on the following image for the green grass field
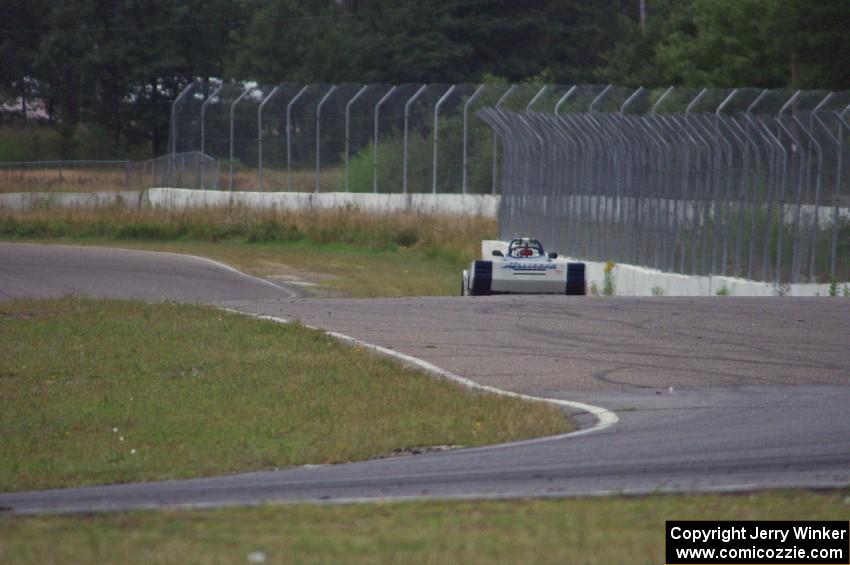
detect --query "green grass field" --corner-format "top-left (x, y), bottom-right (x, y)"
top-left (2, 491), bottom-right (848, 564)
top-left (0, 298), bottom-right (569, 492)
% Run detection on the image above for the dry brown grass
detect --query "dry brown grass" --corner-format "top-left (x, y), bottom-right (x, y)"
top-left (0, 204), bottom-right (491, 258)
top-left (0, 166), bottom-right (135, 192)
top-left (0, 164), bottom-right (367, 194)
top-left (0, 166), bottom-right (131, 193)
top-left (226, 166), bottom-right (345, 192)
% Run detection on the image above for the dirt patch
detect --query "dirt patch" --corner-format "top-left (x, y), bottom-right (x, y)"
top-left (1, 311), bottom-right (35, 320)
top-left (252, 263), bottom-right (347, 298)
top-left (380, 445), bottom-right (463, 458)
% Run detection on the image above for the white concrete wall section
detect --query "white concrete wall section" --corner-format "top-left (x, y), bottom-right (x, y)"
top-left (570, 257), bottom-right (846, 297)
top-left (148, 188), bottom-right (500, 217)
top-left (478, 239), bottom-right (845, 297)
top-left (0, 191), bottom-right (145, 210)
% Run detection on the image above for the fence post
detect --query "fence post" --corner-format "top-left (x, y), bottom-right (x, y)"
top-left (554, 85), bottom-right (577, 115)
top-left (286, 85), bottom-right (310, 192)
top-left (620, 87), bottom-right (644, 115)
top-left (525, 85), bottom-right (548, 111)
top-left (258, 85), bottom-right (281, 192)
top-left (773, 91), bottom-right (803, 283)
top-left (684, 89), bottom-right (710, 275)
top-left (811, 97), bottom-right (842, 281)
top-left (741, 90), bottom-right (770, 279)
top-left (834, 104), bottom-right (850, 282)
top-left (716, 89), bottom-right (740, 276)
top-left (803, 93), bottom-right (835, 281)
top-left (432, 84), bottom-right (457, 194)
top-left (170, 82), bottom-right (195, 186)
top-left (403, 84), bottom-right (428, 194)
top-left (315, 85), bottom-right (337, 194)
top-left (651, 86), bottom-right (675, 115)
top-left (200, 84), bottom-right (222, 191)
top-left (589, 84), bottom-right (613, 112)
top-left (492, 85), bottom-right (518, 194)
top-left (344, 85), bottom-right (370, 192)
top-left (462, 84), bottom-right (485, 194)
top-left (373, 86), bottom-right (398, 193)
top-left (229, 86), bottom-right (252, 192)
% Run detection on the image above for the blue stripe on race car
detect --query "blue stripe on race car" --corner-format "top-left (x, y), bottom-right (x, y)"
top-left (512, 272), bottom-right (547, 276)
top-left (501, 262), bottom-right (557, 270)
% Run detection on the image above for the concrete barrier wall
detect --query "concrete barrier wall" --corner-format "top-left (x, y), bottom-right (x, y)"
top-left (0, 191), bottom-right (145, 210)
top-left (481, 239), bottom-right (844, 296)
top-left (575, 258), bottom-right (846, 297)
top-left (148, 188), bottom-right (500, 217)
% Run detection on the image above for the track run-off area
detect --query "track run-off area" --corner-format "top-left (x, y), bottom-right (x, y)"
top-left (1, 242), bottom-right (849, 514)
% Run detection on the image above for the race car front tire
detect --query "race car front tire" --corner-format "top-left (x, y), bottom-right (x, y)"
top-left (469, 261), bottom-right (492, 296)
top-left (566, 262), bottom-right (586, 295)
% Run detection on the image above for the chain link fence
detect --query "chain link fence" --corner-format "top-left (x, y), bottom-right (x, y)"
top-left (478, 86), bottom-right (850, 284)
top-left (169, 81), bottom-right (583, 194)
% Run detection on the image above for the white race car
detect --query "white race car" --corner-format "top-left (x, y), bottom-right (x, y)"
top-left (462, 238), bottom-right (586, 296)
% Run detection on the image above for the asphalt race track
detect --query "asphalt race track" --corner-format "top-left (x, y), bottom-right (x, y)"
top-left (2, 242), bottom-right (849, 514)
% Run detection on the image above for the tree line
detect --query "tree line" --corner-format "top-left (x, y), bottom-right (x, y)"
top-left (1, 0), bottom-right (847, 159)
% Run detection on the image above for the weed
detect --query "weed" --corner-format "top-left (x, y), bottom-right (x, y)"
top-left (393, 226), bottom-right (419, 248)
top-left (603, 261), bottom-right (616, 296)
top-left (774, 282), bottom-right (791, 296)
top-left (716, 285), bottom-right (731, 296)
top-left (828, 279), bottom-right (838, 297)
top-left (651, 286), bottom-right (665, 296)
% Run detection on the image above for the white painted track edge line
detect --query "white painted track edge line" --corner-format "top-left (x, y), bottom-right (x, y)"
top-left (178, 254), bottom-right (300, 298)
top-left (226, 310), bottom-right (619, 445)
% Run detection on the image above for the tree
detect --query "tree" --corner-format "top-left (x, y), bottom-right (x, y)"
top-left (655, 0), bottom-right (786, 88)
top-left (0, 0), bottom-right (50, 118)
top-left (773, 0), bottom-right (850, 90)
top-left (601, 0), bottom-right (850, 90)
top-left (9, 0), bottom-right (245, 157)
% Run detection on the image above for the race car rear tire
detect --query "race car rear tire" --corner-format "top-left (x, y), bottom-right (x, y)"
top-left (566, 262), bottom-right (586, 295)
top-left (469, 260), bottom-right (492, 296)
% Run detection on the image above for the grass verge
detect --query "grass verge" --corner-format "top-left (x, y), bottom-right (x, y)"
top-left (0, 205), bottom-right (496, 297)
top-left (0, 297), bottom-right (569, 492)
top-left (2, 491), bottom-right (848, 564)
